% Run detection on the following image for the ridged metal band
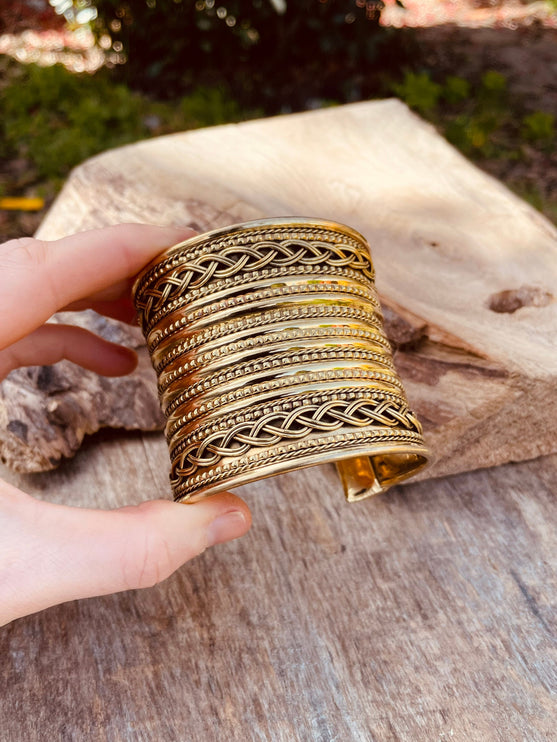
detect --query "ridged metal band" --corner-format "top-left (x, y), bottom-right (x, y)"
top-left (133, 217), bottom-right (429, 503)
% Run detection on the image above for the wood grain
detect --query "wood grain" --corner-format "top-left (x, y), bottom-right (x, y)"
top-left (1, 99), bottom-right (556, 481)
top-left (0, 433), bottom-right (556, 742)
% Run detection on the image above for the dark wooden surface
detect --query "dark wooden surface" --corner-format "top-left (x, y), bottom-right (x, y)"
top-left (1, 428), bottom-right (556, 741)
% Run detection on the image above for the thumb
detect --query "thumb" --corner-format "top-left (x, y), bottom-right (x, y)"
top-left (0, 486), bottom-right (251, 626)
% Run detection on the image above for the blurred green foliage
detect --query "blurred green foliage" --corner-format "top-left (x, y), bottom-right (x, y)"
top-left (394, 68), bottom-right (555, 159)
top-left (1, 4), bottom-right (555, 229)
top-left (1, 63), bottom-right (143, 182)
top-left (443, 75), bottom-right (471, 105)
top-left (178, 87), bottom-right (245, 126)
top-left (393, 71), bottom-right (442, 114)
top-left (479, 70), bottom-right (507, 96)
top-left (443, 71), bottom-right (510, 159)
top-left (521, 111), bottom-right (555, 147)
top-left (0, 61), bottom-right (254, 183)
top-left (91, 0), bottom-right (400, 110)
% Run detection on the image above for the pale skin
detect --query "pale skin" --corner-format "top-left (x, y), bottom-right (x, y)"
top-left (0, 223), bottom-right (252, 627)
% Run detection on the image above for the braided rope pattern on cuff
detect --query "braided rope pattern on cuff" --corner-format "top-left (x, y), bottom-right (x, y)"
top-left (133, 218), bottom-right (429, 502)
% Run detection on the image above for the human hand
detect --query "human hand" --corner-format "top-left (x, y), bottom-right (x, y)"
top-left (0, 224), bottom-right (252, 627)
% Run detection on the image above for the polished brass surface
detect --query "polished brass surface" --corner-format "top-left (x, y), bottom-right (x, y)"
top-left (133, 218), bottom-right (429, 503)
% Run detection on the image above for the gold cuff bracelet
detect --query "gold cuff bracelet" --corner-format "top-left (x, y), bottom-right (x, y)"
top-left (133, 218), bottom-right (429, 503)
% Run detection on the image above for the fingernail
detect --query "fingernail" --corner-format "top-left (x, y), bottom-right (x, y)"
top-left (207, 510), bottom-right (248, 547)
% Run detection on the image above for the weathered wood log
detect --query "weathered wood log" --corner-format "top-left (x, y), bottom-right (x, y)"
top-left (0, 313), bottom-right (162, 472)
top-left (1, 99), bottom-right (556, 482)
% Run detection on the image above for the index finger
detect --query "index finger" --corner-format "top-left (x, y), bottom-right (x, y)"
top-left (0, 223), bottom-right (196, 349)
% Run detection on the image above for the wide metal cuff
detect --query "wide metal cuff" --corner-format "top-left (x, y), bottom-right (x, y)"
top-left (133, 217), bottom-right (429, 503)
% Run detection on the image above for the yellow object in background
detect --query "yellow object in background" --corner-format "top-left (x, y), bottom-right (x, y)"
top-left (0, 197), bottom-right (45, 211)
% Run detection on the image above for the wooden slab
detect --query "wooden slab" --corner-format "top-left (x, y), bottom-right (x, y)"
top-left (1, 100), bottom-right (556, 481)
